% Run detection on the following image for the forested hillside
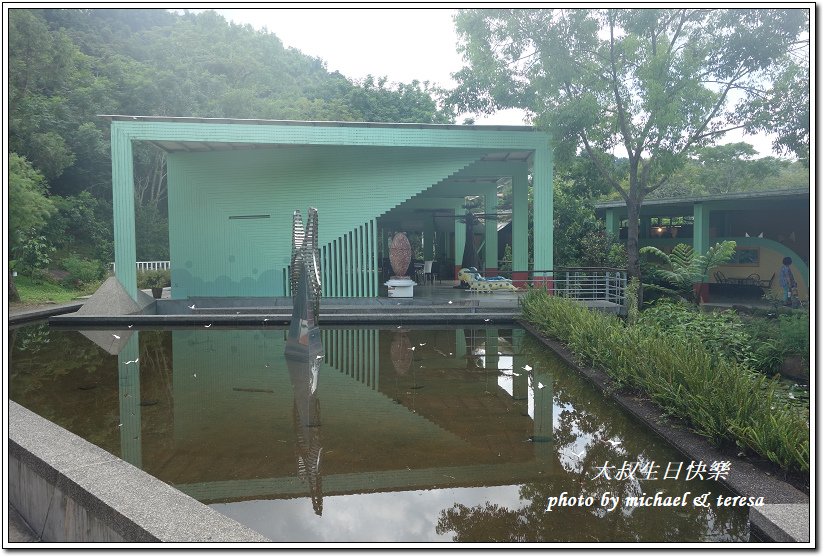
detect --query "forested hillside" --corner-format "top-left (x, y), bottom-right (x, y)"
top-left (7, 8), bottom-right (809, 299)
top-left (8, 8), bottom-right (452, 288)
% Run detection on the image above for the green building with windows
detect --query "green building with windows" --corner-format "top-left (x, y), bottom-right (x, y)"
top-left (106, 116), bottom-right (553, 301)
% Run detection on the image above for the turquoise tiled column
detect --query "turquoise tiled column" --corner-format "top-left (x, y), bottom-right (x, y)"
top-left (454, 204), bottom-right (466, 278)
top-left (605, 208), bottom-right (619, 239)
top-left (484, 184), bottom-right (499, 274)
top-left (111, 123), bottom-right (137, 300)
top-left (693, 202), bottom-right (710, 255)
top-left (512, 168), bottom-right (529, 284)
top-left (532, 145), bottom-right (553, 275)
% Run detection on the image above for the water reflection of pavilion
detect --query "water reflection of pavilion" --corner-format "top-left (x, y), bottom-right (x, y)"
top-left (114, 327), bottom-right (555, 511)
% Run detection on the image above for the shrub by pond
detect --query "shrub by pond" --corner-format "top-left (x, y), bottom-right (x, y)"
top-left (520, 289), bottom-right (809, 474)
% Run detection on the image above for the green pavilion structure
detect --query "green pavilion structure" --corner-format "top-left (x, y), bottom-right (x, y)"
top-left (105, 116), bottom-right (553, 302)
top-left (595, 188), bottom-right (810, 301)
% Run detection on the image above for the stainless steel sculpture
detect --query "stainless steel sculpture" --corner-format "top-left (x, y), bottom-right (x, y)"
top-left (285, 208), bottom-right (325, 512)
top-left (286, 208), bottom-right (323, 357)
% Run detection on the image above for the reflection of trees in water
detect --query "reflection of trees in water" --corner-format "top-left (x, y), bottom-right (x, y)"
top-left (10, 324), bottom-right (119, 448)
top-left (139, 330), bottom-right (174, 409)
top-left (436, 473), bottom-right (746, 542)
top-left (434, 335), bottom-right (748, 542)
top-left (10, 326), bottom-right (177, 458)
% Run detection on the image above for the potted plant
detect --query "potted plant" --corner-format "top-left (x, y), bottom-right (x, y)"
top-left (138, 269), bottom-right (171, 299)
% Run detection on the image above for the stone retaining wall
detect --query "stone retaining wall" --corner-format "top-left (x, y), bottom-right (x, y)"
top-left (8, 402), bottom-right (269, 543)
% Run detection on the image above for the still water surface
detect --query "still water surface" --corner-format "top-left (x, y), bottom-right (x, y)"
top-left (10, 323), bottom-right (750, 543)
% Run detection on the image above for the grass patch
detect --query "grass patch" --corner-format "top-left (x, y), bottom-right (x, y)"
top-left (13, 275), bottom-right (101, 304)
top-left (520, 288), bottom-right (809, 473)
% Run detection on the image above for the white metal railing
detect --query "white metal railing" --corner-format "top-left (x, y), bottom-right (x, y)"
top-left (552, 268), bottom-right (627, 306)
top-left (109, 261), bottom-right (171, 273)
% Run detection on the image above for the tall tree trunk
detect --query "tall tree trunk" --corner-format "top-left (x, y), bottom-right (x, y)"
top-left (9, 269), bottom-right (20, 302)
top-left (625, 195), bottom-right (644, 309)
top-left (626, 198), bottom-right (641, 280)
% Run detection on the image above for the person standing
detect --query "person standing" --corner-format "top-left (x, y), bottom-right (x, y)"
top-left (779, 256), bottom-right (797, 306)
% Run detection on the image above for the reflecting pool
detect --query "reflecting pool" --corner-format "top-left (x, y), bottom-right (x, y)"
top-left (9, 323), bottom-right (751, 543)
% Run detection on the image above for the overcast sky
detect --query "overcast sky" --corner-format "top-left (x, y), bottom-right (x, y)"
top-left (206, 7), bottom-right (778, 156)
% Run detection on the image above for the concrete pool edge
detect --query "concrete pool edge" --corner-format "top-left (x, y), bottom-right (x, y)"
top-left (7, 401), bottom-right (270, 544)
top-left (518, 319), bottom-right (811, 544)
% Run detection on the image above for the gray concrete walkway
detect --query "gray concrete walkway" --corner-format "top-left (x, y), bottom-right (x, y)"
top-left (9, 300), bottom-right (85, 324)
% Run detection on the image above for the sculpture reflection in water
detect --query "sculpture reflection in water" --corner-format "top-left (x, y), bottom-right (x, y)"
top-left (285, 207), bottom-right (325, 515)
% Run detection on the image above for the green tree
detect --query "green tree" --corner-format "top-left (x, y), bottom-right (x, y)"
top-left (40, 192), bottom-right (113, 263)
top-left (449, 8), bottom-right (807, 284)
top-left (740, 12), bottom-right (810, 165)
top-left (649, 143), bottom-right (809, 199)
top-left (9, 153), bottom-right (56, 301)
top-left (9, 153), bottom-right (55, 241)
top-left (554, 179), bottom-right (624, 268)
top-left (8, 7), bottom-right (457, 279)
